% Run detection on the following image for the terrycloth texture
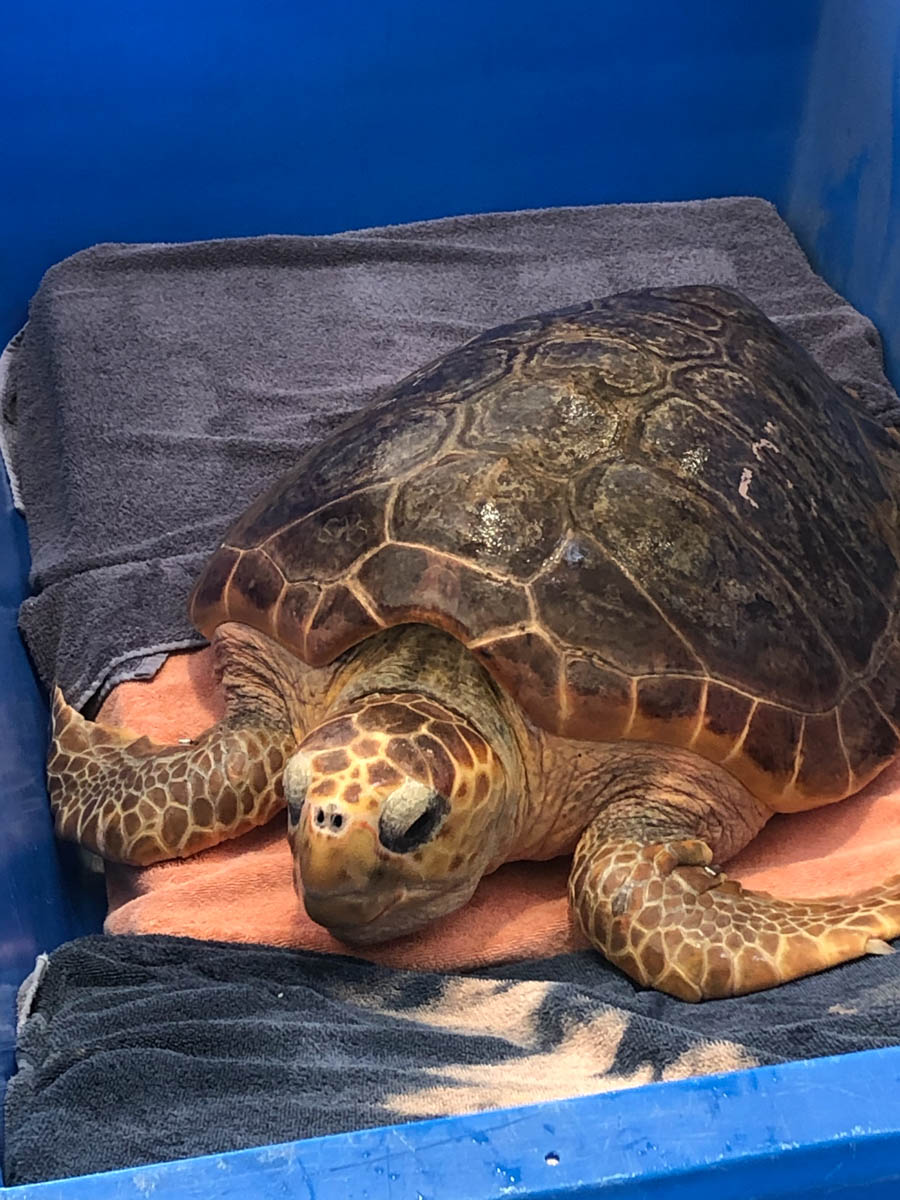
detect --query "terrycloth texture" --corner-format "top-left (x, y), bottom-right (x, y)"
top-left (6, 197), bottom-right (900, 710)
top-left (8, 201), bottom-right (900, 1186)
top-left (98, 650), bottom-right (900, 964)
top-left (5, 195), bottom-right (895, 965)
top-left (7, 933), bottom-right (900, 1185)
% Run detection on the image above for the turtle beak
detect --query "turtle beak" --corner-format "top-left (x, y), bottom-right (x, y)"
top-left (294, 805), bottom-right (397, 932)
top-left (298, 810), bottom-right (376, 891)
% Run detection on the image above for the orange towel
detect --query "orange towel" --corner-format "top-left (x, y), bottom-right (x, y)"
top-left (100, 648), bottom-right (900, 970)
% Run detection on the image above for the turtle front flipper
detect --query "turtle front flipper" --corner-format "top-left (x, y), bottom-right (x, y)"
top-left (47, 624), bottom-right (302, 866)
top-left (568, 745), bottom-right (900, 1001)
top-left (48, 688), bottom-right (296, 865)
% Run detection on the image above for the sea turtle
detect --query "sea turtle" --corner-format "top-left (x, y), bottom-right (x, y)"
top-left (48, 284), bottom-right (900, 1001)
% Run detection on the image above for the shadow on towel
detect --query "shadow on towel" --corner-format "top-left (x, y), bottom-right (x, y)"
top-left (100, 647), bottom-right (900, 969)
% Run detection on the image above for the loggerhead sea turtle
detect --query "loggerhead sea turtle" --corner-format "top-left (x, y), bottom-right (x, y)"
top-left (48, 284), bottom-right (900, 1001)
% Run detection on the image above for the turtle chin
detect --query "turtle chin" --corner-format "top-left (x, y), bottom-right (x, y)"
top-left (303, 880), bottom-right (477, 945)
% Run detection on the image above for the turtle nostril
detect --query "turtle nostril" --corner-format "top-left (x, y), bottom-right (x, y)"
top-left (313, 805), bottom-right (347, 834)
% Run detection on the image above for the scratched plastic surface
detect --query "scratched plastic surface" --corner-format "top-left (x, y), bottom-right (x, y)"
top-left (4, 0), bottom-right (900, 1194)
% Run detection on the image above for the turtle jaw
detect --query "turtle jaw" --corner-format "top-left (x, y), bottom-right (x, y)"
top-left (301, 888), bottom-right (404, 938)
top-left (301, 878), bottom-right (479, 945)
top-left (289, 791), bottom-right (483, 943)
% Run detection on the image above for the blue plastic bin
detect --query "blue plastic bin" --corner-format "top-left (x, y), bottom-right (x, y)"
top-left (3, 1), bottom-right (900, 1194)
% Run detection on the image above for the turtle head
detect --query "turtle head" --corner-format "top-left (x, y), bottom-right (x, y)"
top-left (284, 694), bottom-right (512, 944)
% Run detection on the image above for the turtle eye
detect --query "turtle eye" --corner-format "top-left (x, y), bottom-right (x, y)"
top-left (379, 781), bottom-right (449, 854)
top-left (283, 753), bottom-right (310, 829)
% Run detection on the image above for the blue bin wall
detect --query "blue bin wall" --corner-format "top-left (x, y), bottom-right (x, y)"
top-left (786, 0), bottom-right (900, 385)
top-left (0, 469), bottom-right (70, 1135)
top-left (6, 0), bottom-right (900, 1194)
top-left (0, 465), bottom-right (107, 1167)
top-left (1, 0), bottom-right (823, 344)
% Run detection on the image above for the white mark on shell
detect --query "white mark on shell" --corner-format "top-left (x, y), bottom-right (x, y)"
top-left (679, 446), bottom-right (709, 476)
top-left (474, 500), bottom-right (507, 556)
top-left (738, 467), bottom-right (759, 509)
top-left (751, 437), bottom-right (779, 460)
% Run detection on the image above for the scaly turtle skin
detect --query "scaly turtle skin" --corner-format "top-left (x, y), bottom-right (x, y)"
top-left (48, 285), bottom-right (900, 1001)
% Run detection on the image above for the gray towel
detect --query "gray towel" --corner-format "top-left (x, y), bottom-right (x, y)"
top-left (5, 197), bottom-right (898, 710)
top-left (7, 933), bottom-right (900, 1184)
